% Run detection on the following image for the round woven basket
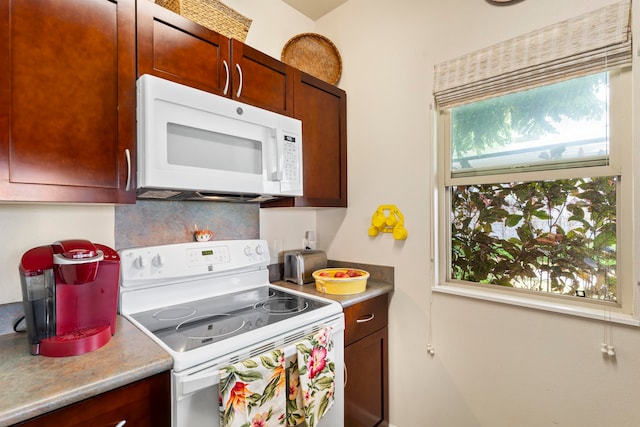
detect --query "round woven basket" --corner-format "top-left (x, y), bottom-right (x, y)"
top-left (281, 33), bottom-right (342, 85)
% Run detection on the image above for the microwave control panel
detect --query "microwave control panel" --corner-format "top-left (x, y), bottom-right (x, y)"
top-left (282, 134), bottom-right (300, 182)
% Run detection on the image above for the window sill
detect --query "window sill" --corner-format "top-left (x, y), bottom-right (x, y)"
top-left (432, 284), bottom-right (640, 327)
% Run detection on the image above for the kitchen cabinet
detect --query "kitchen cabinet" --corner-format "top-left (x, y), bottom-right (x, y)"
top-left (344, 293), bottom-right (390, 427)
top-left (263, 69), bottom-right (348, 208)
top-left (137, 1), bottom-right (346, 207)
top-left (0, 0), bottom-right (137, 203)
top-left (137, 0), bottom-right (294, 116)
top-left (13, 371), bottom-right (170, 427)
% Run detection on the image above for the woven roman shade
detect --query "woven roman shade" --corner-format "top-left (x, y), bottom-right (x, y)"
top-left (433, 0), bottom-right (632, 109)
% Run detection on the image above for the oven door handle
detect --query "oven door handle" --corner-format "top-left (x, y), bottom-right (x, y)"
top-left (178, 343), bottom-right (305, 400)
top-left (179, 368), bottom-right (221, 400)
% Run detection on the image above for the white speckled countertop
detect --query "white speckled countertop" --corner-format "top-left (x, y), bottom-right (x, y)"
top-left (0, 316), bottom-right (172, 426)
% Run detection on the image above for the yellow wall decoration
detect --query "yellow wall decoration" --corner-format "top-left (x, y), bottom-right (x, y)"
top-left (368, 205), bottom-right (408, 240)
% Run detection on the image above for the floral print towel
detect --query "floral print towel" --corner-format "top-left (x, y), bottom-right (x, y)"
top-left (292, 327), bottom-right (336, 427)
top-left (219, 349), bottom-right (287, 427)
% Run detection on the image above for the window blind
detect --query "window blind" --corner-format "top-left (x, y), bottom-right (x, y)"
top-left (433, 0), bottom-right (631, 109)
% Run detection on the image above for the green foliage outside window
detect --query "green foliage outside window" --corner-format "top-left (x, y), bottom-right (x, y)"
top-left (450, 177), bottom-right (617, 301)
top-left (451, 73), bottom-right (606, 160)
top-left (447, 72), bottom-right (617, 302)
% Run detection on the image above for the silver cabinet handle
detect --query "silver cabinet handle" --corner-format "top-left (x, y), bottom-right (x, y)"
top-left (223, 60), bottom-right (230, 96)
top-left (124, 148), bottom-right (131, 192)
top-left (115, 421), bottom-right (126, 427)
top-left (343, 364), bottom-right (348, 388)
top-left (235, 63), bottom-right (243, 98)
top-left (356, 313), bottom-right (375, 323)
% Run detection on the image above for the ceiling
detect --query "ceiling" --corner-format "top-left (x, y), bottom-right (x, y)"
top-left (281, 0), bottom-right (349, 20)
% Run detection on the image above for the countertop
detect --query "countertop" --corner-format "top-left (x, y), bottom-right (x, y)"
top-left (272, 279), bottom-right (394, 307)
top-left (269, 259), bottom-right (394, 307)
top-left (0, 316), bottom-right (173, 426)
top-left (0, 262), bottom-right (393, 426)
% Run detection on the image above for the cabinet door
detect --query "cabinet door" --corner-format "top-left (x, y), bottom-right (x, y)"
top-left (137, 0), bottom-right (231, 96)
top-left (0, 0), bottom-right (136, 203)
top-left (230, 39), bottom-right (294, 116)
top-left (263, 70), bottom-right (347, 207)
top-left (345, 326), bottom-right (389, 427)
top-left (15, 371), bottom-right (171, 427)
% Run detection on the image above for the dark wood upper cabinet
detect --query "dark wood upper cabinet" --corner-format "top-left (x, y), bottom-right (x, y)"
top-left (0, 0), bottom-right (136, 203)
top-left (230, 39), bottom-right (294, 116)
top-left (138, 1), bottom-right (350, 208)
top-left (263, 70), bottom-right (348, 208)
top-left (1, 0), bottom-right (345, 205)
top-left (136, 1), bottom-right (294, 116)
top-left (136, 0), bottom-right (230, 97)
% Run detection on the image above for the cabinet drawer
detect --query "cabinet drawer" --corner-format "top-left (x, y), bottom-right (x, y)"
top-left (344, 294), bottom-right (388, 346)
top-left (14, 371), bottom-right (170, 427)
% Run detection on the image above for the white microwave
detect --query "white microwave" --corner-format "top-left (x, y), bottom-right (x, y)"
top-left (136, 74), bottom-right (303, 202)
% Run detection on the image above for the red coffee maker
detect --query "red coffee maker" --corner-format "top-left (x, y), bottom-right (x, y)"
top-left (19, 240), bottom-right (120, 357)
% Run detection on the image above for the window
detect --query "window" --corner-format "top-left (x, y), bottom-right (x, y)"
top-left (433, 1), bottom-right (633, 315)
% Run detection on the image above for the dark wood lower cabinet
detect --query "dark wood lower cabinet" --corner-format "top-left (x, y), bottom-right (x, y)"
top-left (13, 371), bottom-right (170, 427)
top-left (344, 294), bottom-right (390, 427)
top-left (345, 326), bottom-right (389, 427)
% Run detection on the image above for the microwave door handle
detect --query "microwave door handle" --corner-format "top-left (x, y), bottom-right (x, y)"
top-left (223, 60), bottom-right (230, 96)
top-left (272, 128), bottom-right (283, 181)
top-left (178, 368), bottom-right (221, 400)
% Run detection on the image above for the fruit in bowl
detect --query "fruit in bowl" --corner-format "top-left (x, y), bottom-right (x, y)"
top-left (346, 269), bottom-right (363, 277)
top-left (312, 268), bottom-right (370, 295)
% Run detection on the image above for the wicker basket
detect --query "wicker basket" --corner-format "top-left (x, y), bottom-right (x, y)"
top-left (155, 0), bottom-right (252, 42)
top-left (282, 33), bottom-right (342, 85)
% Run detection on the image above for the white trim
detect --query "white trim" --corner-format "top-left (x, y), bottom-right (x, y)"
top-left (435, 68), bottom-right (633, 316)
top-left (433, 284), bottom-right (640, 327)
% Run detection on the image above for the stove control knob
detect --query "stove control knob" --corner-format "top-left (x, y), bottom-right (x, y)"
top-left (134, 255), bottom-right (147, 269)
top-left (244, 245), bottom-right (253, 256)
top-left (152, 254), bottom-right (164, 267)
top-left (255, 245), bottom-right (264, 255)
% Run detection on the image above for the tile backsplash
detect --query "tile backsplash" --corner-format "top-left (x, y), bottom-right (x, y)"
top-left (2, 200), bottom-right (261, 336)
top-left (115, 200), bottom-right (259, 249)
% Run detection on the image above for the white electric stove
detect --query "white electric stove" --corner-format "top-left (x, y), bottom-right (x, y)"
top-left (118, 239), bottom-right (344, 427)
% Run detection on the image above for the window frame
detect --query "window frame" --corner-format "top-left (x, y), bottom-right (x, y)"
top-left (434, 68), bottom-right (635, 319)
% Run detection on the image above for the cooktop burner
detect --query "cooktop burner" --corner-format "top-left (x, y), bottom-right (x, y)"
top-left (176, 314), bottom-right (245, 340)
top-left (254, 297), bottom-right (309, 314)
top-left (153, 307), bottom-right (197, 321)
top-left (130, 286), bottom-right (330, 352)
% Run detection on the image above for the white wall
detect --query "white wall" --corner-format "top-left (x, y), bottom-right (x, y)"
top-left (215, 0), bottom-right (640, 425)
top-left (2, 0), bottom-right (639, 425)
top-left (0, 0), bottom-right (315, 306)
top-left (313, 0), bottom-right (640, 425)
top-left (0, 205), bottom-right (114, 303)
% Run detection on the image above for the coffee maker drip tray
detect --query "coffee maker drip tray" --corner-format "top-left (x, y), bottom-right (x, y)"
top-left (39, 324), bottom-right (112, 357)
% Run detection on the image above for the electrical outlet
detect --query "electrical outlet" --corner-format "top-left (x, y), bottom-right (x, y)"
top-left (304, 230), bottom-right (316, 249)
